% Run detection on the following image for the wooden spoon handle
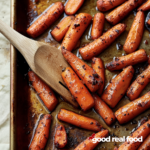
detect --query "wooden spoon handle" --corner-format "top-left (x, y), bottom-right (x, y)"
top-left (0, 19), bottom-right (40, 68)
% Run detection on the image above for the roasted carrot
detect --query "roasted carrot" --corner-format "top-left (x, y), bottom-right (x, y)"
top-left (54, 125), bottom-right (67, 148)
top-left (147, 19), bottom-right (150, 25)
top-left (123, 11), bottom-right (145, 54)
top-left (74, 130), bottom-right (109, 150)
top-left (61, 13), bottom-right (92, 52)
top-left (91, 13), bottom-right (105, 40)
top-left (115, 91), bottom-right (150, 124)
top-left (51, 16), bottom-right (75, 42)
top-left (57, 109), bottom-right (102, 131)
top-left (138, 0), bottom-right (150, 11)
top-left (138, 135), bottom-right (150, 150)
top-left (105, 0), bottom-right (144, 25)
top-left (62, 67), bottom-right (94, 111)
top-left (101, 66), bottom-right (134, 108)
top-left (28, 71), bottom-right (58, 112)
top-left (97, 0), bottom-right (126, 12)
top-left (118, 120), bottom-right (150, 150)
top-left (127, 65), bottom-right (150, 101)
top-left (27, 2), bottom-right (64, 38)
top-left (29, 114), bottom-right (52, 150)
top-left (62, 49), bottom-right (103, 93)
top-left (93, 94), bottom-right (116, 125)
top-left (79, 23), bottom-right (126, 60)
top-left (106, 49), bottom-right (148, 71)
top-left (65, 0), bottom-right (84, 15)
top-left (91, 57), bottom-right (105, 95)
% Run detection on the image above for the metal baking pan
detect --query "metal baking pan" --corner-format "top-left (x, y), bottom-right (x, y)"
top-left (10, 0), bottom-right (150, 149)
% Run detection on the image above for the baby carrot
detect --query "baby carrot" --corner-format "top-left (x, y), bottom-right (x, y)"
top-left (97, 0), bottom-right (126, 12)
top-left (54, 125), bottom-right (67, 148)
top-left (115, 91), bottom-right (150, 124)
top-left (106, 49), bottom-right (148, 71)
top-left (29, 114), bottom-right (52, 150)
top-left (28, 71), bottom-right (58, 112)
top-left (91, 13), bottom-right (105, 40)
top-left (51, 16), bottom-right (75, 42)
top-left (74, 130), bottom-right (109, 150)
top-left (65, 0), bottom-right (84, 15)
top-left (101, 66), bottom-right (134, 108)
top-left (27, 2), bottom-right (64, 38)
top-left (118, 120), bottom-right (150, 150)
top-left (62, 49), bottom-right (103, 93)
top-left (79, 23), bottom-right (126, 60)
top-left (57, 109), bottom-right (102, 131)
top-left (61, 13), bottom-right (92, 52)
top-left (91, 57), bottom-right (105, 95)
top-left (105, 0), bottom-right (144, 25)
top-left (138, 135), bottom-right (150, 150)
top-left (93, 94), bottom-right (116, 126)
top-left (124, 11), bottom-right (145, 54)
top-left (138, 0), bottom-right (150, 11)
top-left (62, 67), bottom-right (94, 111)
top-left (127, 65), bottom-right (150, 101)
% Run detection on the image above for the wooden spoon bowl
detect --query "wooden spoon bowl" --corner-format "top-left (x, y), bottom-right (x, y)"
top-left (0, 19), bottom-right (78, 107)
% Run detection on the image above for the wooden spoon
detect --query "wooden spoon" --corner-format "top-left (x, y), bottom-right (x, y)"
top-left (0, 20), bottom-right (78, 107)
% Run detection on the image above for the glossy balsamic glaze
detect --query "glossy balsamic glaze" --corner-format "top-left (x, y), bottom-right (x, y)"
top-left (15, 0), bottom-right (150, 149)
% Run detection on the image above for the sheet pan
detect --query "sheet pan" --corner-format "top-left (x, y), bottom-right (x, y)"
top-left (10, 0), bottom-right (150, 149)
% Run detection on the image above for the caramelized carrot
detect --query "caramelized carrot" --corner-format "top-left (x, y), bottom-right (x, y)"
top-left (106, 49), bottom-right (148, 71)
top-left (27, 2), bottom-right (64, 38)
top-left (28, 71), bottom-right (58, 112)
top-left (65, 0), bottom-right (84, 15)
top-left (61, 13), bottom-right (92, 52)
top-left (97, 0), bottom-right (126, 12)
top-left (138, 0), bottom-right (150, 11)
top-left (91, 13), bottom-right (105, 40)
top-left (62, 67), bottom-right (94, 111)
top-left (106, 0), bottom-right (144, 25)
top-left (51, 16), bottom-right (75, 42)
top-left (115, 91), bottom-right (150, 124)
top-left (138, 135), bottom-right (150, 150)
top-left (124, 11), bottom-right (145, 54)
top-left (79, 23), bottom-right (126, 60)
top-left (118, 120), bottom-right (150, 150)
top-left (91, 57), bottom-right (105, 95)
top-left (62, 49), bottom-right (103, 93)
top-left (54, 125), bottom-right (67, 148)
top-left (93, 94), bottom-right (116, 125)
top-left (29, 114), bottom-right (52, 150)
top-left (101, 66), bottom-right (134, 108)
top-left (58, 109), bottom-right (102, 131)
top-left (127, 65), bottom-right (150, 101)
top-left (74, 130), bottom-right (109, 150)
